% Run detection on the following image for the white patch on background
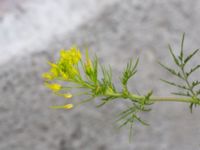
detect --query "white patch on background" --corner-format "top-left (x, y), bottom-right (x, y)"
top-left (0, 0), bottom-right (118, 64)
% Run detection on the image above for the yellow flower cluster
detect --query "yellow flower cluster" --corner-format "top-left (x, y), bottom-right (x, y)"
top-left (58, 47), bottom-right (81, 78)
top-left (60, 47), bottom-right (81, 65)
top-left (42, 46), bottom-right (82, 81)
top-left (42, 47), bottom-right (82, 110)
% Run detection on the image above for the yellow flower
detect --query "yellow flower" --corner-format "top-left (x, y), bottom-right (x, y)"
top-left (48, 61), bottom-right (57, 68)
top-left (63, 104), bottom-right (74, 109)
top-left (70, 66), bottom-right (79, 76)
top-left (60, 71), bottom-right (69, 80)
top-left (60, 49), bottom-right (70, 60)
top-left (42, 62), bottom-right (60, 80)
top-left (70, 47), bottom-right (81, 64)
top-left (50, 67), bottom-right (59, 77)
top-left (42, 73), bottom-right (54, 80)
top-left (56, 47), bottom-right (82, 80)
top-left (45, 83), bottom-right (62, 92)
top-left (62, 93), bottom-right (73, 98)
top-left (49, 104), bottom-right (74, 109)
top-left (60, 47), bottom-right (82, 65)
top-left (56, 92), bottom-right (73, 98)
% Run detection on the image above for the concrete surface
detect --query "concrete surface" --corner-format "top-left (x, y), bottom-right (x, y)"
top-left (0, 0), bottom-right (200, 150)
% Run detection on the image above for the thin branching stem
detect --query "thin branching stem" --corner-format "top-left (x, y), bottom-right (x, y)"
top-left (105, 92), bottom-right (199, 104)
top-left (149, 96), bottom-right (197, 103)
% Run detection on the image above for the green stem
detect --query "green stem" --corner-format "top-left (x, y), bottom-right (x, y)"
top-left (132, 94), bottom-right (199, 104)
top-left (150, 97), bottom-right (194, 103)
top-left (106, 92), bottom-right (199, 104)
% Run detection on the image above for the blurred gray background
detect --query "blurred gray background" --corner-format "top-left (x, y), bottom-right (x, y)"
top-left (0, 0), bottom-right (200, 150)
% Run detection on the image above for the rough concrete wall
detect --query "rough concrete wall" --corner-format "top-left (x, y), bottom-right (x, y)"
top-left (0, 0), bottom-right (117, 64)
top-left (1, 0), bottom-right (200, 150)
